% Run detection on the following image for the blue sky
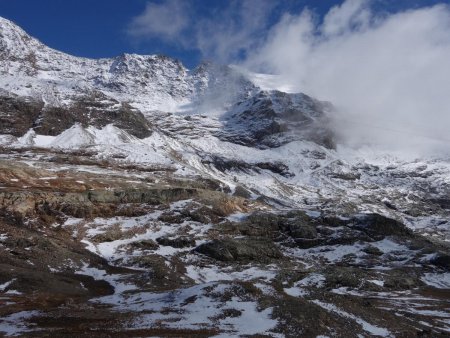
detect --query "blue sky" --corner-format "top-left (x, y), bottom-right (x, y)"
top-left (0, 0), bottom-right (445, 68)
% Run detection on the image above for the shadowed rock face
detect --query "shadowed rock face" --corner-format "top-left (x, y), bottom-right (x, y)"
top-left (0, 92), bottom-right (152, 138)
top-left (0, 94), bottom-right (43, 136)
top-left (219, 90), bottom-right (335, 149)
top-left (201, 155), bottom-right (295, 177)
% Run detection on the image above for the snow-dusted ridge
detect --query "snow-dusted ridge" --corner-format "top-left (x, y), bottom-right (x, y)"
top-left (0, 16), bottom-right (258, 114)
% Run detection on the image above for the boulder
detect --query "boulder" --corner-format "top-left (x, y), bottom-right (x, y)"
top-left (156, 236), bottom-right (195, 248)
top-left (128, 239), bottom-right (159, 251)
top-left (325, 267), bottom-right (363, 289)
top-left (430, 253), bottom-right (450, 271)
top-left (195, 237), bottom-right (283, 262)
top-left (352, 214), bottom-right (412, 240)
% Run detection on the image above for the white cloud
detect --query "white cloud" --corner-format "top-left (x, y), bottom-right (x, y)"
top-left (127, 0), bottom-right (190, 41)
top-left (245, 0), bottom-right (450, 156)
top-left (127, 0), bottom-right (275, 62)
top-left (194, 0), bottom-right (276, 62)
top-left (322, 0), bottom-right (371, 36)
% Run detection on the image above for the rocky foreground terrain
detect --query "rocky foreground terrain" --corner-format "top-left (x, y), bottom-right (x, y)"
top-left (0, 16), bottom-right (449, 337)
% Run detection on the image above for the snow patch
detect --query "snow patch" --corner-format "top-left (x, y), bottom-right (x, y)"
top-left (312, 300), bottom-right (392, 337)
top-left (0, 311), bottom-right (41, 336)
top-left (421, 273), bottom-right (450, 289)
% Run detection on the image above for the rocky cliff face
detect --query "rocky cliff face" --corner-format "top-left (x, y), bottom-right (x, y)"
top-left (0, 16), bottom-right (449, 337)
top-left (0, 91), bottom-right (152, 138)
top-left (219, 90), bottom-right (335, 148)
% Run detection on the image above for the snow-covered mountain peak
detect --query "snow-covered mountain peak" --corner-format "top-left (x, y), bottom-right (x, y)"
top-left (0, 15), bottom-right (337, 149)
top-left (0, 16), bottom-right (45, 59)
top-left (0, 16), bottom-right (27, 39)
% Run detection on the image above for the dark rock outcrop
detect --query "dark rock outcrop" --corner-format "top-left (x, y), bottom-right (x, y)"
top-left (0, 94), bottom-right (43, 136)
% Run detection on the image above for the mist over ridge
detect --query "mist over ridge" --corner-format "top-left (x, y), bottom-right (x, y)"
top-left (241, 0), bottom-right (450, 156)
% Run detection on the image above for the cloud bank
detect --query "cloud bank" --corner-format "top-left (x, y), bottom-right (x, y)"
top-left (128, 0), bottom-right (450, 156)
top-left (247, 0), bottom-right (450, 156)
